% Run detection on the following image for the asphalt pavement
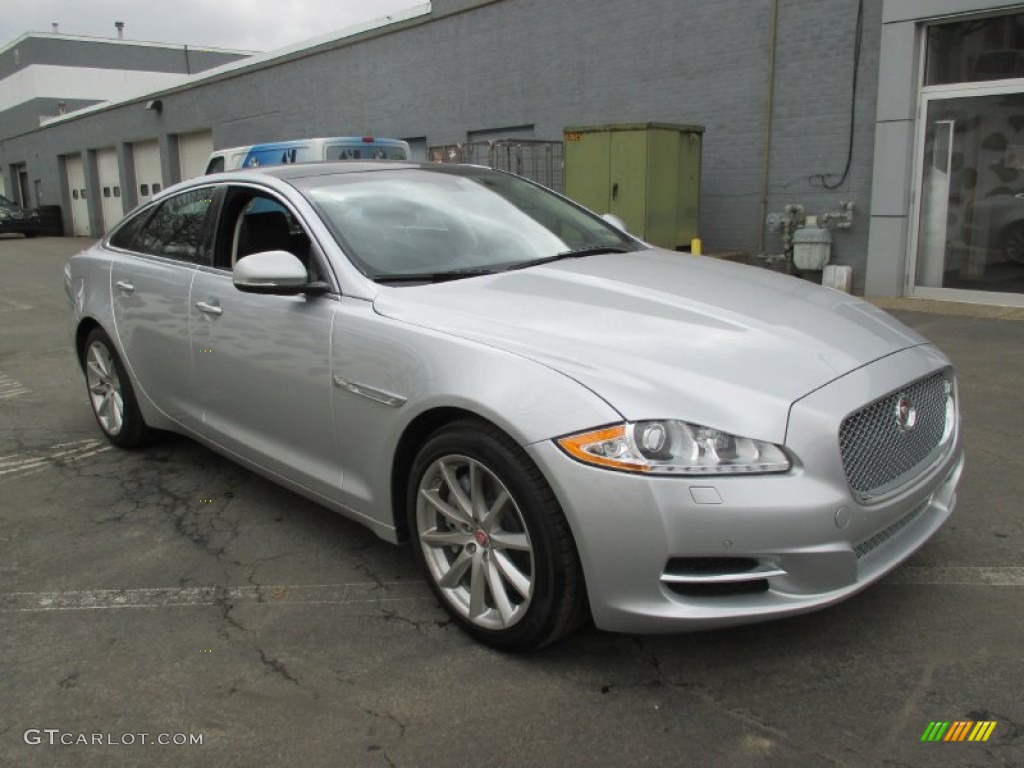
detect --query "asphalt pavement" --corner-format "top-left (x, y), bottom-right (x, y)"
top-left (1, 235), bottom-right (1021, 767)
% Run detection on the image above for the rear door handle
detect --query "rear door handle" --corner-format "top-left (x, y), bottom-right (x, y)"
top-left (115, 280), bottom-right (135, 295)
top-left (195, 300), bottom-right (223, 316)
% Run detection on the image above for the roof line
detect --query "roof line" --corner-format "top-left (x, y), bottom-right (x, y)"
top-left (34, 4), bottom-right (433, 130)
top-left (0, 31), bottom-right (257, 57)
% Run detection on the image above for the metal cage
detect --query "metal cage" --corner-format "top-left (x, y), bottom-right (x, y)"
top-left (428, 139), bottom-right (564, 193)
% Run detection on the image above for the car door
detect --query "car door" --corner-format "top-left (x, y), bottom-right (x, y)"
top-left (190, 185), bottom-right (343, 498)
top-left (109, 186), bottom-right (216, 430)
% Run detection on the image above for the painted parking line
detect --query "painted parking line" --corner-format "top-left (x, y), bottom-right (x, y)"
top-left (883, 566), bottom-right (1024, 586)
top-left (0, 439), bottom-right (111, 482)
top-left (1, 582), bottom-right (432, 612)
top-left (2, 568), bottom-right (1020, 613)
top-left (0, 295), bottom-right (33, 313)
top-left (0, 372), bottom-right (31, 399)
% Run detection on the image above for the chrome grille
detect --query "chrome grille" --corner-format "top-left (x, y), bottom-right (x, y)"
top-left (839, 371), bottom-right (953, 500)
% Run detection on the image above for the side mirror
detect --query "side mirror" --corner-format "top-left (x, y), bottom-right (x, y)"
top-left (602, 213), bottom-right (628, 233)
top-left (233, 250), bottom-right (327, 295)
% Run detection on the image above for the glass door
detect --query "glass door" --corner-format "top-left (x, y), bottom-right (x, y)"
top-left (912, 89), bottom-right (1024, 304)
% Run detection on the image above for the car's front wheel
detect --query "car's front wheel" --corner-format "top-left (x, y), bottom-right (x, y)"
top-left (83, 328), bottom-right (148, 448)
top-left (408, 420), bottom-right (586, 650)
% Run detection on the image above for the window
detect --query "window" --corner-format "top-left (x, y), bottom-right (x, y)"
top-left (927, 14), bottom-right (1024, 85)
top-left (205, 156), bottom-right (225, 174)
top-left (114, 186), bottom-right (121, 198)
top-left (215, 188), bottom-right (322, 282)
top-left (107, 210), bottom-right (149, 250)
top-left (324, 143), bottom-right (407, 161)
top-left (103, 187), bottom-right (111, 198)
top-left (152, 183), bottom-right (162, 194)
top-left (72, 190), bottom-right (79, 200)
top-left (81, 188), bottom-right (88, 199)
top-left (133, 187), bottom-right (215, 263)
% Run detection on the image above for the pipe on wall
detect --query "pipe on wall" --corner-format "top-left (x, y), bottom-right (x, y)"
top-left (757, 0), bottom-right (780, 255)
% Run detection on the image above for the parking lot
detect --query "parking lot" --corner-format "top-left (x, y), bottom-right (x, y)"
top-left (1, 235), bottom-right (1021, 768)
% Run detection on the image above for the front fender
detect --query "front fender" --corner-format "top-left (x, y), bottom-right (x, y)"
top-left (328, 298), bottom-right (622, 531)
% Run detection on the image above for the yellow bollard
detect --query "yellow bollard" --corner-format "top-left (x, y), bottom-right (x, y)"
top-left (690, 237), bottom-right (702, 255)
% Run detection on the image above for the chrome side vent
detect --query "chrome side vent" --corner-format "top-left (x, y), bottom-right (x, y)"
top-left (661, 557), bottom-right (785, 598)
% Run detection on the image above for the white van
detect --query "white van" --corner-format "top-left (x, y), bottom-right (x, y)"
top-left (205, 136), bottom-right (411, 174)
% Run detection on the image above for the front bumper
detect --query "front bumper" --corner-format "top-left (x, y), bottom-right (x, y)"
top-left (527, 345), bottom-right (963, 634)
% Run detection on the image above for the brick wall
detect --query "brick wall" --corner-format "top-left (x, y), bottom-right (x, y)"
top-left (1, 0), bottom-right (883, 288)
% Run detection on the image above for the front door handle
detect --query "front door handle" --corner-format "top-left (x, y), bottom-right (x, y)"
top-left (195, 300), bottom-right (223, 316)
top-left (115, 280), bottom-right (135, 295)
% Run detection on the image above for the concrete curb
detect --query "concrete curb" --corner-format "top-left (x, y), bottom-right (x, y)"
top-left (867, 296), bottom-right (1024, 323)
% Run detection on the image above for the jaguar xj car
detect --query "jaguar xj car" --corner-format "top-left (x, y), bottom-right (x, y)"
top-left (65, 162), bottom-right (964, 649)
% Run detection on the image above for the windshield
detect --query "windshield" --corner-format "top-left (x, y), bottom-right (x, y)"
top-left (0, 194), bottom-right (17, 207)
top-left (299, 167), bottom-right (642, 280)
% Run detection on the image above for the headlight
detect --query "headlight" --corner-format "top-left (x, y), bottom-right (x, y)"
top-left (557, 421), bottom-right (791, 475)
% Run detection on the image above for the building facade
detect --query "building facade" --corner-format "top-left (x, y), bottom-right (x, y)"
top-left (1, 0), bottom-right (1022, 306)
top-left (0, 30), bottom-right (252, 217)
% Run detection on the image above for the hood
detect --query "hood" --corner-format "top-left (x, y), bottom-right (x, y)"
top-left (373, 250), bottom-right (927, 443)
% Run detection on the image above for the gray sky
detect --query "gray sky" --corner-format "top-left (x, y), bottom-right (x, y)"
top-left (5, 0), bottom-right (421, 52)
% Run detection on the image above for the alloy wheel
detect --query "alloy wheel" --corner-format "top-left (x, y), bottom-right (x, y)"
top-left (416, 454), bottom-right (534, 630)
top-left (86, 340), bottom-right (124, 436)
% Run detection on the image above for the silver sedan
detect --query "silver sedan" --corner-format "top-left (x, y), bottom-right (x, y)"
top-left (65, 163), bottom-right (964, 650)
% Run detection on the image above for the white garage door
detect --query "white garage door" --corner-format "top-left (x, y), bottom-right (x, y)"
top-left (65, 154), bottom-right (90, 237)
top-left (133, 140), bottom-right (163, 205)
top-left (96, 147), bottom-right (123, 234)
top-left (178, 131), bottom-right (213, 181)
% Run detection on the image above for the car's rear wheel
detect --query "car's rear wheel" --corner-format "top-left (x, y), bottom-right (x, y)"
top-left (83, 328), bottom-right (148, 448)
top-left (408, 420), bottom-right (586, 650)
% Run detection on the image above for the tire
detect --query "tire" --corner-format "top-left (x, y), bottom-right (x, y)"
top-left (82, 328), bottom-right (149, 448)
top-left (408, 419), bottom-right (587, 651)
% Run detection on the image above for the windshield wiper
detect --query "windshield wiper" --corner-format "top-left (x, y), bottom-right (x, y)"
top-left (373, 247), bottom-right (633, 284)
top-left (507, 246), bottom-right (631, 271)
top-left (373, 267), bottom-right (499, 284)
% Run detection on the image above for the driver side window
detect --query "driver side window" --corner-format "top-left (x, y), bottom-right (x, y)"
top-left (215, 189), bottom-right (324, 283)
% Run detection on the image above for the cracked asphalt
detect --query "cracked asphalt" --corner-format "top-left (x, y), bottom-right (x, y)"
top-left (1, 235), bottom-right (1022, 767)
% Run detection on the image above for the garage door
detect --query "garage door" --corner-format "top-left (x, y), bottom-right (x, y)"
top-left (65, 154), bottom-right (90, 237)
top-left (96, 147), bottom-right (123, 234)
top-left (178, 131), bottom-right (213, 181)
top-left (133, 140), bottom-right (163, 205)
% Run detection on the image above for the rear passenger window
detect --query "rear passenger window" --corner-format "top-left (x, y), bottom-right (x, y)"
top-left (133, 187), bottom-right (215, 263)
top-left (108, 210), bottom-right (148, 250)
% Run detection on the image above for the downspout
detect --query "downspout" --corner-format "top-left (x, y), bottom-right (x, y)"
top-left (757, 0), bottom-right (779, 254)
